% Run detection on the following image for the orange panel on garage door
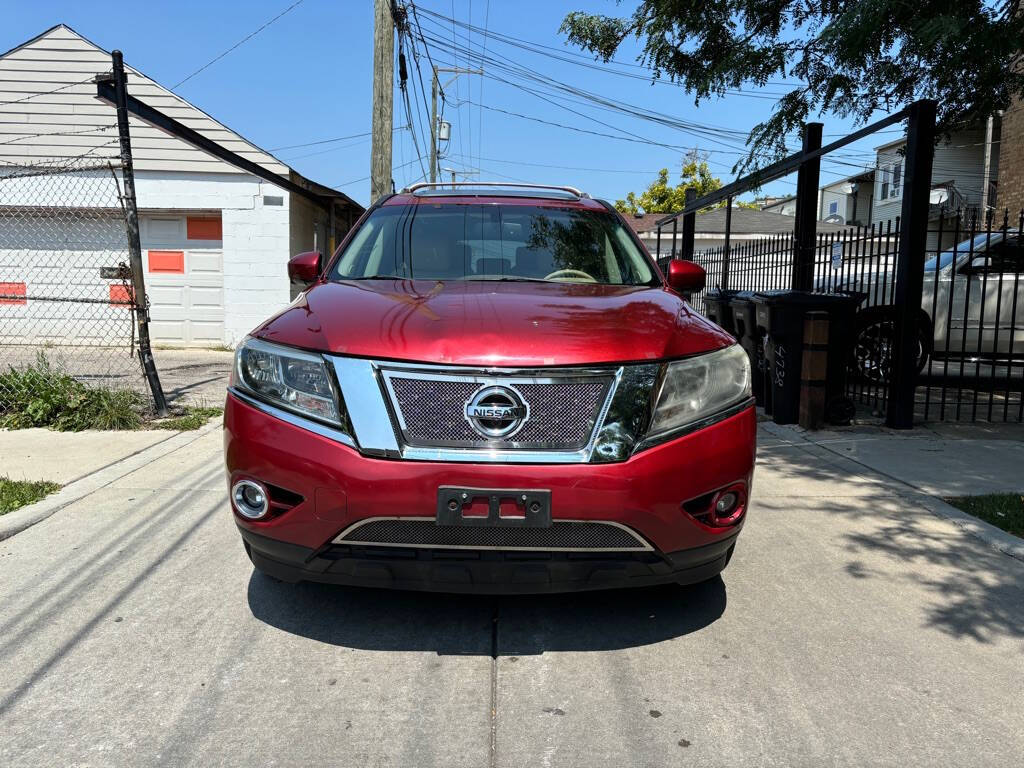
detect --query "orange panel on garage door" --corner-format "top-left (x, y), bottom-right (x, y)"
top-left (1, 281), bottom-right (27, 305)
top-left (187, 216), bottom-right (222, 240)
top-left (148, 250), bottom-right (185, 273)
top-left (109, 284), bottom-right (134, 307)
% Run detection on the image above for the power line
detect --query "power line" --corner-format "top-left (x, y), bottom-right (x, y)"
top-left (270, 131), bottom-right (371, 151)
top-left (0, 76), bottom-right (96, 108)
top-left (335, 156), bottom-right (421, 188)
top-left (172, 0), bottom-right (306, 89)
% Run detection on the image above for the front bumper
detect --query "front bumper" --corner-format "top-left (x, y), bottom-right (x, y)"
top-left (225, 392), bottom-right (756, 593)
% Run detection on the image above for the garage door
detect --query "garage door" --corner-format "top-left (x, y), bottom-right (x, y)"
top-left (140, 214), bottom-right (224, 346)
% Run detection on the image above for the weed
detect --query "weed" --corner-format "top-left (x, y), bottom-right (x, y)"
top-left (152, 406), bottom-right (223, 431)
top-left (0, 477), bottom-right (61, 515)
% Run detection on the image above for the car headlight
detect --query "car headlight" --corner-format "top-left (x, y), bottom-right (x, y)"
top-left (591, 345), bottom-right (753, 462)
top-left (230, 337), bottom-right (349, 429)
top-left (646, 344), bottom-right (751, 441)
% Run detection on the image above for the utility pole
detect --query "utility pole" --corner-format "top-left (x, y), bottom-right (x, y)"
top-left (430, 66), bottom-right (483, 183)
top-left (441, 167), bottom-right (478, 189)
top-left (370, 0), bottom-right (394, 201)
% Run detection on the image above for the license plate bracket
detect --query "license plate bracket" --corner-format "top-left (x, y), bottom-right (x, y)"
top-left (436, 487), bottom-right (552, 528)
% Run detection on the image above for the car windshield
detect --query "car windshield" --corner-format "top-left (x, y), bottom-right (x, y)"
top-left (329, 203), bottom-right (657, 286)
top-left (924, 233), bottom-right (1000, 272)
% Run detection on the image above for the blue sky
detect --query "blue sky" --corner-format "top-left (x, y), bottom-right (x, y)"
top-left (2, 0), bottom-right (901, 207)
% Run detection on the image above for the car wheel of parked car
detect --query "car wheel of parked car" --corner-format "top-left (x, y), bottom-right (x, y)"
top-left (850, 308), bottom-right (931, 383)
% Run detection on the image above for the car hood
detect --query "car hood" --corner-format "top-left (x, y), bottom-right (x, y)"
top-left (253, 279), bottom-right (733, 367)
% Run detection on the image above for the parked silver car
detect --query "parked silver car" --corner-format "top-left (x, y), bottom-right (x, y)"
top-left (849, 230), bottom-right (1023, 380)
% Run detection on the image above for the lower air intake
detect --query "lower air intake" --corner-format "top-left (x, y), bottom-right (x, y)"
top-left (334, 518), bottom-right (651, 551)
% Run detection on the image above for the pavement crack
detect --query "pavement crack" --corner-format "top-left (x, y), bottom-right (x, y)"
top-left (489, 598), bottom-right (500, 768)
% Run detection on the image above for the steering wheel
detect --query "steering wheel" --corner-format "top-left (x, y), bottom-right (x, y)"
top-left (543, 268), bottom-right (597, 282)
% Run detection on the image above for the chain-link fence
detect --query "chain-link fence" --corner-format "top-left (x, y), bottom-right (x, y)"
top-left (0, 154), bottom-right (147, 415)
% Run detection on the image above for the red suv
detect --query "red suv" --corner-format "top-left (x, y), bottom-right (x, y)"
top-left (224, 183), bottom-right (755, 593)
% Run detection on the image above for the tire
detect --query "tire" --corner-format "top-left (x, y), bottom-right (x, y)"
top-left (850, 308), bottom-right (931, 383)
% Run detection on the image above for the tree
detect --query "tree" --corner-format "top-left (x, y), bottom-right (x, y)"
top-left (615, 151), bottom-right (757, 213)
top-left (561, 1), bottom-right (1024, 173)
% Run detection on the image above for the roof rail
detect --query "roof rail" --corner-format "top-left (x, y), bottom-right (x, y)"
top-left (402, 181), bottom-right (587, 199)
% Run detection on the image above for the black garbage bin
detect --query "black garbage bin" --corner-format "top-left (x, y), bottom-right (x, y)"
top-left (752, 290), bottom-right (863, 425)
top-left (728, 292), bottom-right (768, 411)
top-left (702, 289), bottom-right (742, 336)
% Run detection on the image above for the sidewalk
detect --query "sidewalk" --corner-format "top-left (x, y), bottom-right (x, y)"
top-left (757, 419), bottom-right (1024, 560)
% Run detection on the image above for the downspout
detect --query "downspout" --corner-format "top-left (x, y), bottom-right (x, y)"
top-left (980, 114), bottom-right (994, 217)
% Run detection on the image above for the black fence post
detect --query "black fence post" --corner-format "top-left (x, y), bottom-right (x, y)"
top-left (792, 122), bottom-right (823, 290)
top-left (886, 99), bottom-right (936, 429)
top-left (722, 197), bottom-right (733, 290)
top-left (656, 225), bottom-right (662, 262)
top-left (682, 188), bottom-right (696, 260)
top-left (671, 218), bottom-right (678, 258)
top-left (111, 50), bottom-right (167, 416)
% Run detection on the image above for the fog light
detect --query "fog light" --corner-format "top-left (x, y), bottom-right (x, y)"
top-left (232, 479), bottom-right (269, 520)
top-left (715, 492), bottom-right (739, 515)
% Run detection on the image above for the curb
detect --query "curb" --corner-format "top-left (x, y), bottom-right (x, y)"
top-left (0, 419), bottom-right (222, 542)
top-left (758, 421), bottom-right (1024, 564)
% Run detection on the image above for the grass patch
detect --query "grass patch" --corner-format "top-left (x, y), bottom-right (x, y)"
top-left (945, 494), bottom-right (1024, 538)
top-left (0, 357), bottom-right (144, 431)
top-left (152, 406), bottom-right (223, 431)
top-left (0, 477), bottom-right (61, 516)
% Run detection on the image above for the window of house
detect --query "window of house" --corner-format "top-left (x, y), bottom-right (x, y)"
top-left (828, 201), bottom-right (838, 216)
top-left (879, 166), bottom-right (890, 200)
top-left (890, 161), bottom-right (902, 199)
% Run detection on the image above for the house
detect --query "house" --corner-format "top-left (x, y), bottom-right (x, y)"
top-left (758, 195), bottom-right (796, 217)
top-left (992, 100), bottom-right (1022, 216)
top-left (626, 207), bottom-right (849, 257)
top-left (817, 170), bottom-right (874, 226)
top-left (871, 125), bottom-right (1001, 240)
top-left (0, 25), bottom-right (363, 348)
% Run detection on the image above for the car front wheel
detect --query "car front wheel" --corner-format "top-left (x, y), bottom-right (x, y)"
top-left (850, 309), bottom-right (931, 383)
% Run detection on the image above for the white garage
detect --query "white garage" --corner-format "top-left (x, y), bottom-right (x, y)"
top-left (0, 24), bottom-right (362, 349)
top-left (140, 214), bottom-right (225, 345)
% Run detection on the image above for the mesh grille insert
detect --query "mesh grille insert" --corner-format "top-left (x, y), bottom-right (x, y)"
top-left (337, 519), bottom-right (649, 550)
top-left (387, 374), bottom-right (609, 449)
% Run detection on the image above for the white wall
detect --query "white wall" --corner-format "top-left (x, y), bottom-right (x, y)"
top-left (872, 131), bottom-right (986, 227)
top-left (134, 171), bottom-right (291, 346)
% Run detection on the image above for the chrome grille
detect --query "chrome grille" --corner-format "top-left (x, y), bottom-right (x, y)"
top-left (334, 518), bottom-right (651, 551)
top-left (385, 372), bottom-right (610, 449)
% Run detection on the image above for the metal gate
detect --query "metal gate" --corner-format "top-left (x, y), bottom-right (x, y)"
top-left (0, 156), bottom-right (145, 412)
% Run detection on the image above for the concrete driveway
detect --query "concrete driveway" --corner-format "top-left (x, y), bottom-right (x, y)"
top-left (2, 426), bottom-right (1022, 767)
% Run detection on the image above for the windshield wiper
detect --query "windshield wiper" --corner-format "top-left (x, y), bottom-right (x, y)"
top-left (475, 276), bottom-right (552, 283)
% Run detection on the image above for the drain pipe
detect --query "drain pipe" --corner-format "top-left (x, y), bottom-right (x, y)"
top-left (980, 114), bottom-right (995, 217)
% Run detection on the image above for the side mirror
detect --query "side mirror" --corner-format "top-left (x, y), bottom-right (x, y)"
top-left (666, 259), bottom-right (706, 294)
top-left (288, 251), bottom-right (322, 288)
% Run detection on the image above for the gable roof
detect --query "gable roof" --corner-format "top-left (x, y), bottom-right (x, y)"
top-left (0, 24), bottom-right (358, 209)
top-left (626, 207), bottom-right (849, 235)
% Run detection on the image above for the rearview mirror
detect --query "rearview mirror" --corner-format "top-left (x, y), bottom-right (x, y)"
top-left (666, 259), bottom-right (706, 294)
top-left (288, 251), bottom-right (322, 288)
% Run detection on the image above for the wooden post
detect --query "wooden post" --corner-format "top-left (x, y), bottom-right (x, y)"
top-left (371, 0), bottom-right (394, 200)
top-left (799, 310), bottom-right (829, 429)
top-left (886, 100), bottom-right (936, 429)
top-left (429, 65), bottom-right (438, 183)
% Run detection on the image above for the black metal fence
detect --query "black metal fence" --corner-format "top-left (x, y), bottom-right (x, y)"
top-left (668, 207), bottom-right (1024, 424)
